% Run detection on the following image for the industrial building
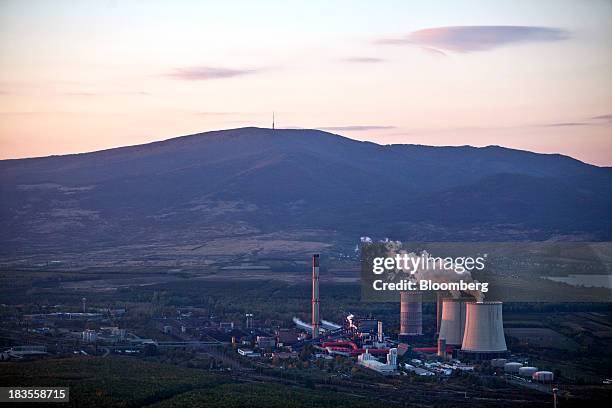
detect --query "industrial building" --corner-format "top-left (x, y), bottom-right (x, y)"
top-left (256, 336), bottom-right (276, 349)
top-left (237, 348), bottom-right (260, 358)
top-left (82, 329), bottom-right (98, 343)
top-left (293, 254), bottom-right (512, 371)
top-left (357, 349), bottom-right (398, 375)
top-left (404, 363), bottom-right (435, 376)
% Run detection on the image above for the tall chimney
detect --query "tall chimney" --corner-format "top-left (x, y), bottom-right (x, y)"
top-left (377, 321), bottom-right (383, 343)
top-left (436, 292), bottom-right (443, 335)
top-left (311, 254), bottom-right (320, 340)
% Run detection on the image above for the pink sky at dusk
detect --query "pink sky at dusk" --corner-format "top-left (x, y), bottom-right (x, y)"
top-left (1, 0), bottom-right (611, 165)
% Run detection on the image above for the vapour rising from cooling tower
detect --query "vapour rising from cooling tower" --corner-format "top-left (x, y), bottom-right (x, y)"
top-left (382, 242), bottom-right (486, 302)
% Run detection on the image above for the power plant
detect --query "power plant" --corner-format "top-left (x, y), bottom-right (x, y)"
top-left (295, 254), bottom-right (509, 366)
top-left (311, 254), bottom-right (320, 340)
top-left (399, 291), bottom-right (423, 338)
top-left (459, 301), bottom-right (508, 360)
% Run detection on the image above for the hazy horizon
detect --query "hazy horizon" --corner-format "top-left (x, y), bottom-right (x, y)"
top-left (1, 0), bottom-right (611, 165)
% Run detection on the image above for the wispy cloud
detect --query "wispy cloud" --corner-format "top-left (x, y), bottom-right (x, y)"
top-left (318, 125), bottom-right (395, 132)
top-left (377, 26), bottom-right (569, 53)
top-left (193, 111), bottom-right (240, 116)
top-left (420, 47), bottom-right (448, 57)
top-left (64, 92), bottom-right (97, 96)
top-left (168, 66), bottom-right (258, 80)
top-left (64, 91), bottom-right (151, 96)
top-left (341, 57), bottom-right (385, 63)
top-left (539, 122), bottom-right (589, 127)
top-left (592, 114), bottom-right (612, 122)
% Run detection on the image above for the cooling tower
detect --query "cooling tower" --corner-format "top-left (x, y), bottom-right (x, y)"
top-left (438, 299), bottom-right (467, 346)
top-left (312, 254), bottom-right (320, 340)
top-left (400, 291), bottom-right (422, 337)
top-left (460, 301), bottom-right (507, 359)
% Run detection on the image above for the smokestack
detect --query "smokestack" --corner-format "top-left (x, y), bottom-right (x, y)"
top-left (438, 298), bottom-right (467, 346)
top-left (400, 291), bottom-right (423, 338)
top-left (312, 254), bottom-right (320, 340)
top-left (377, 321), bottom-right (383, 343)
top-left (461, 301), bottom-right (507, 359)
top-left (436, 292), bottom-right (443, 335)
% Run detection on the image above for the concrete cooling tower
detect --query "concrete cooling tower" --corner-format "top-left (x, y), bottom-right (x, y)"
top-left (460, 301), bottom-right (508, 360)
top-left (438, 299), bottom-right (467, 346)
top-left (399, 291), bottom-right (422, 338)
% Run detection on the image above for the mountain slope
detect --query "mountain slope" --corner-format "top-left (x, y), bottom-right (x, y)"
top-left (1, 127), bottom-right (610, 260)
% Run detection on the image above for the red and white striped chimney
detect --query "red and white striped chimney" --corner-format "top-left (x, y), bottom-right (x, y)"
top-left (312, 254), bottom-right (320, 340)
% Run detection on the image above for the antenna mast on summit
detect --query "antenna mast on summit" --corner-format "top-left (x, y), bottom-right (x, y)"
top-left (272, 112), bottom-right (275, 130)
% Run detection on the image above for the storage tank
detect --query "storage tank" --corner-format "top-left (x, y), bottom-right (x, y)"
top-left (504, 362), bottom-right (523, 373)
top-left (519, 366), bottom-right (538, 377)
top-left (491, 358), bottom-right (507, 368)
top-left (438, 299), bottom-right (466, 346)
top-left (400, 291), bottom-right (422, 337)
top-left (461, 302), bottom-right (507, 359)
top-left (532, 371), bottom-right (554, 383)
top-left (437, 337), bottom-right (446, 358)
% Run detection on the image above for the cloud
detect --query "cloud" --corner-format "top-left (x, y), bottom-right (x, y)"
top-left (65, 92), bottom-right (97, 96)
top-left (540, 122), bottom-right (589, 127)
top-left (420, 47), bottom-right (447, 57)
top-left (168, 66), bottom-right (258, 80)
top-left (592, 114), bottom-right (612, 122)
top-left (318, 125), bottom-right (395, 132)
top-left (64, 91), bottom-right (151, 96)
top-left (377, 26), bottom-right (569, 53)
top-left (341, 57), bottom-right (384, 63)
top-left (193, 111), bottom-right (240, 116)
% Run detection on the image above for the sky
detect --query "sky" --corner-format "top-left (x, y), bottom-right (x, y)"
top-left (1, 0), bottom-right (611, 165)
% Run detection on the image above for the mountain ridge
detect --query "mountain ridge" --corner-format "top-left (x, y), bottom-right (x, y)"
top-left (0, 126), bottom-right (605, 169)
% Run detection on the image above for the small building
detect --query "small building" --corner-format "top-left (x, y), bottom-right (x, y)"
top-left (404, 364), bottom-right (434, 376)
top-left (276, 329), bottom-right (299, 346)
top-left (82, 330), bottom-right (97, 342)
top-left (272, 351), bottom-right (298, 360)
top-left (237, 348), bottom-right (260, 358)
top-left (219, 322), bottom-right (234, 331)
top-left (504, 362), bottom-right (523, 373)
top-left (256, 336), bottom-right (276, 349)
top-left (491, 358), bottom-right (507, 368)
